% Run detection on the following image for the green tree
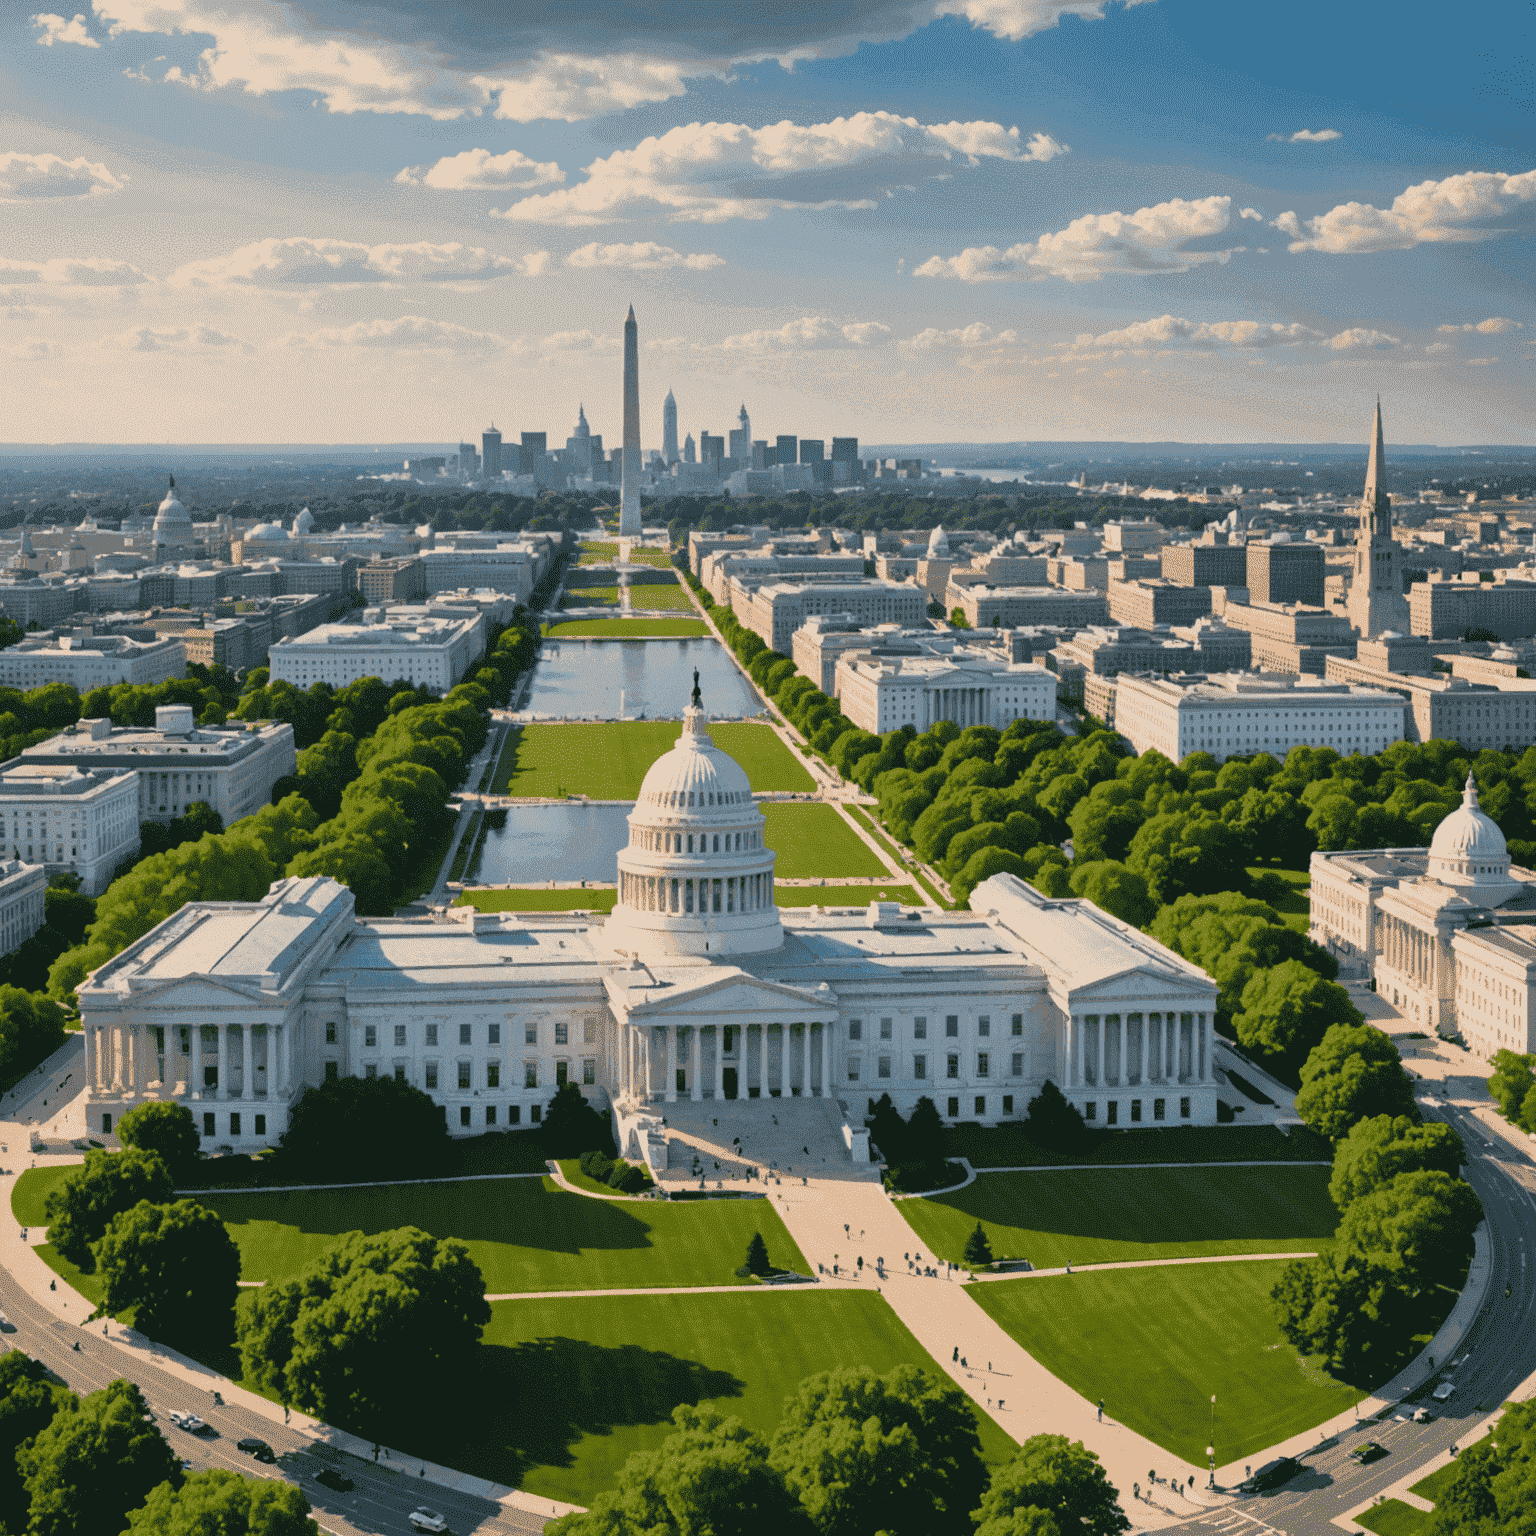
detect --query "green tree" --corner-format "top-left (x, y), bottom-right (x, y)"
top-left (1335, 1169), bottom-right (1482, 1292)
top-left (769, 1365), bottom-right (986, 1536)
top-left (236, 1226), bottom-right (490, 1441)
top-left (1024, 1081), bottom-right (1088, 1150)
top-left (1125, 811), bottom-right (1250, 907)
top-left (0, 1353), bottom-right (71, 1534)
top-left (17, 1379), bottom-right (179, 1536)
top-left (44, 1149), bottom-right (173, 1271)
top-left (972, 1434), bottom-right (1129, 1536)
top-left (1233, 962), bottom-right (1363, 1062)
top-left (1066, 861), bottom-right (1153, 929)
top-left (278, 1075), bottom-right (448, 1183)
top-left (95, 1199), bottom-right (241, 1350)
top-left (1423, 1397), bottom-right (1536, 1536)
top-left (0, 986), bottom-right (68, 1081)
top-left (115, 1101), bottom-right (200, 1182)
top-left (1329, 1115), bottom-right (1467, 1210)
top-left (745, 1231), bottom-right (770, 1276)
top-left (541, 1082), bottom-right (614, 1158)
top-left (963, 1223), bottom-right (993, 1266)
top-left (123, 1468), bottom-right (318, 1536)
top-left (550, 1405), bottom-right (810, 1536)
top-left (1295, 1024), bottom-right (1419, 1142)
top-left (953, 847), bottom-right (1028, 909)
top-left (1487, 1049), bottom-right (1536, 1125)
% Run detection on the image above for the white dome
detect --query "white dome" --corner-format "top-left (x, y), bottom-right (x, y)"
top-left (1428, 774), bottom-right (1516, 896)
top-left (153, 478), bottom-right (192, 535)
top-left (926, 524), bottom-right (951, 558)
top-left (293, 507), bottom-right (315, 535)
top-left (635, 716), bottom-right (753, 813)
top-left (245, 522), bottom-right (290, 545)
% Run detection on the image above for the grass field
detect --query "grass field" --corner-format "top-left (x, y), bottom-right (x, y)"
top-left (845, 805), bottom-right (951, 907)
top-left (1250, 867), bottom-right (1311, 934)
top-left (761, 803), bottom-right (889, 878)
top-left (11, 1164), bottom-right (75, 1226)
top-left (462, 1290), bottom-right (1017, 1504)
top-left (500, 721), bottom-right (811, 798)
top-left (900, 1164), bottom-right (1337, 1269)
top-left (1409, 1460), bottom-right (1463, 1502)
top-left (578, 542), bottom-right (676, 569)
top-left (202, 1176), bottom-right (808, 1293)
top-left (973, 1260), bottom-right (1367, 1463)
top-left (772, 885), bottom-right (926, 907)
top-left (942, 1120), bottom-right (1334, 1169)
top-left (460, 888), bottom-right (620, 912)
top-left (541, 619), bottom-right (707, 640)
top-left (562, 583), bottom-right (697, 614)
top-left (1355, 1501), bottom-right (1430, 1536)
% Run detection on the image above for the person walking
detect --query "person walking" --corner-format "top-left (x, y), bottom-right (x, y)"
top-left (1097, 1398), bottom-right (1103, 1422)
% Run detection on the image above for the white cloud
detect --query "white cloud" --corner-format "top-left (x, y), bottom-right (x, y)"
top-left (32, 12), bottom-right (98, 46)
top-left (1326, 327), bottom-right (1399, 350)
top-left (538, 329), bottom-right (621, 355)
top-left (903, 322), bottom-right (1019, 349)
top-left (1424, 341), bottom-right (1452, 354)
top-left (0, 152), bottom-right (125, 202)
top-left (283, 316), bottom-right (510, 352)
top-left (395, 148), bottom-right (564, 190)
top-left (1466, 356), bottom-right (1499, 367)
top-left (565, 241), bottom-right (724, 271)
top-left (719, 316), bottom-right (892, 351)
top-left (7, 338), bottom-right (61, 360)
top-left (916, 195), bottom-right (1235, 282)
top-left (933, 0), bottom-right (1155, 42)
top-left (1276, 168), bottom-right (1536, 253)
top-left (167, 237), bottom-right (536, 288)
top-left (107, 324), bottom-right (253, 352)
top-left (1266, 128), bottom-right (1341, 143)
top-left (494, 112), bottom-right (1064, 226)
top-left (1073, 314), bottom-right (1321, 351)
top-left (1238, 207), bottom-right (1263, 220)
top-left (1437, 316), bottom-right (1522, 334)
top-left (0, 255), bottom-right (150, 286)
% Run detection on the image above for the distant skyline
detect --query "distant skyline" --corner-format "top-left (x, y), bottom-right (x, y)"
top-left (3, 1), bottom-right (1532, 445)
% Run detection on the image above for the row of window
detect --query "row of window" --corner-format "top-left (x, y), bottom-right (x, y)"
top-left (105, 1101), bottom-right (556, 1140)
top-left (331, 1057), bottom-right (598, 1090)
top-left (848, 1050), bottom-right (1026, 1082)
top-left (340, 1019), bottom-right (597, 1049)
top-left (1083, 1096), bottom-right (1191, 1124)
top-left (846, 1013), bottom-right (1024, 1042)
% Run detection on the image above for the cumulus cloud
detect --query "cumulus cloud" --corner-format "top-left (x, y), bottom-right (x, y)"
top-left (903, 322), bottom-right (1019, 349)
top-left (0, 152), bottom-right (125, 202)
top-left (283, 315), bottom-right (511, 352)
top-left (538, 329), bottom-right (621, 355)
top-left (1073, 314), bottom-right (1321, 350)
top-left (167, 237), bottom-right (537, 288)
top-left (395, 148), bottom-right (564, 190)
top-left (1466, 357), bottom-right (1499, 366)
top-left (1326, 327), bottom-right (1399, 350)
top-left (1266, 128), bottom-right (1340, 143)
top-left (1424, 342), bottom-right (1452, 354)
top-left (916, 195), bottom-right (1236, 283)
top-left (566, 241), bottom-right (724, 271)
top-left (107, 324), bottom-right (254, 353)
top-left (0, 255), bottom-right (150, 286)
top-left (31, 12), bottom-right (97, 46)
top-left (1276, 168), bottom-right (1536, 253)
top-left (1437, 316), bottom-right (1522, 334)
top-left (493, 113), bottom-right (1065, 226)
top-left (719, 316), bottom-right (892, 351)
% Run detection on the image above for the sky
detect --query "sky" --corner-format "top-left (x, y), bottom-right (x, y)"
top-left (2, 0), bottom-right (1532, 448)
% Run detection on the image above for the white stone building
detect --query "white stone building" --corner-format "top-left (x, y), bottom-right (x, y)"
top-left (0, 858), bottom-right (46, 959)
top-left (18, 707), bottom-right (295, 827)
top-left (419, 546), bottom-right (537, 604)
top-left (0, 630), bottom-right (185, 692)
top-left (833, 651), bottom-right (1055, 733)
top-left (1311, 775), bottom-right (1536, 1055)
top-left (268, 609), bottom-right (483, 692)
top-left (1113, 671), bottom-right (1406, 764)
top-left (78, 699), bottom-right (1221, 1150)
top-left (737, 580), bottom-right (927, 655)
top-left (0, 764), bottom-right (139, 895)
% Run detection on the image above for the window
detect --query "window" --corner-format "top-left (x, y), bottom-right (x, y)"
top-left (879, 1018), bottom-right (892, 1040)
top-left (325, 1021), bottom-right (337, 1045)
top-left (531, 1105), bottom-right (542, 1124)
top-left (425, 1062), bottom-right (438, 1090)
top-left (913, 1016), bottom-right (927, 1039)
top-left (102, 1112), bottom-right (112, 1134)
top-left (848, 1018), bottom-right (862, 1041)
top-left (1011, 1013), bottom-right (1023, 1036)
top-left (457, 1061), bottom-right (471, 1090)
top-left (1180, 1096), bottom-right (1191, 1120)
top-left (1131, 1098), bottom-right (1143, 1123)
top-left (460, 1106), bottom-right (471, 1127)
top-left (975, 1096), bottom-right (986, 1116)
top-left (254, 1115), bottom-right (266, 1136)
top-left (847, 1057), bottom-right (860, 1081)
top-left (486, 1106), bottom-right (497, 1125)
top-left (459, 1024), bottom-right (472, 1046)
top-left (946, 1096), bottom-right (959, 1117)
top-left (946, 1053), bottom-right (959, 1079)
top-left (1011, 1052), bottom-right (1024, 1077)
top-left (976, 1053), bottom-right (990, 1078)
top-left (394, 1064), bottom-right (406, 1083)
top-left (364, 1024), bottom-right (377, 1048)
top-left (488, 1023), bottom-right (501, 1046)
top-left (230, 1112), bottom-right (241, 1135)
top-left (525, 1062), bottom-right (538, 1089)
top-left (425, 1024), bottom-right (438, 1047)
top-left (945, 1015), bottom-right (959, 1037)
top-left (978, 1015), bottom-right (990, 1037)
top-left (487, 1062), bottom-right (500, 1089)
top-left (877, 1055), bottom-right (891, 1079)
top-left (364, 1063), bottom-right (377, 1080)
top-left (203, 1112), bottom-right (216, 1136)
top-left (1154, 1097), bottom-right (1166, 1121)
top-left (1002, 1095), bottom-right (1013, 1116)
top-left (394, 1025), bottom-right (407, 1048)
top-left (583, 1058), bottom-right (596, 1086)
top-left (525, 1023), bottom-right (537, 1045)
top-left (914, 1054), bottom-right (927, 1080)
top-left (509, 1105), bottom-right (521, 1125)
top-left (324, 1060), bottom-right (338, 1081)
top-left (1084, 1102), bottom-right (1096, 1121)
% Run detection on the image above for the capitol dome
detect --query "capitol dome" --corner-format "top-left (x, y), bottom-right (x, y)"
top-left (926, 524), bottom-right (951, 558)
top-left (152, 477), bottom-right (192, 542)
top-left (244, 522), bottom-right (291, 546)
top-left (293, 507), bottom-right (315, 536)
top-left (1428, 774), bottom-right (1518, 898)
top-left (603, 677), bottom-right (781, 959)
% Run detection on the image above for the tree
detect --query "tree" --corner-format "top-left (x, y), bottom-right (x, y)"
top-left (1295, 1025), bottom-right (1419, 1141)
top-left (0, 986), bottom-right (68, 1082)
top-left (1487, 1049), bottom-right (1535, 1125)
top-left (95, 1199), bottom-right (241, 1350)
top-left (1233, 962), bottom-right (1363, 1062)
top-left (1423, 1397), bottom-right (1536, 1536)
top-left (550, 1405), bottom-right (810, 1536)
top-left (278, 1075), bottom-right (448, 1183)
top-left (1024, 1081), bottom-right (1088, 1150)
top-left (0, 1352), bottom-right (71, 1534)
top-left (1067, 861), bottom-right (1153, 929)
top-left (236, 1226), bottom-right (490, 1441)
top-left (1335, 1169), bottom-right (1482, 1292)
top-left (769, 1365), bottom-right (986, 1536)
top-left (745, 1232), bottom-right (771, 1276)
top-left (904, 1097), bottom-right (946, 1162)
top-left (953, 847), bottom-right (1028, 910)
top-left (17, 1378), bottom-right (180, 1536)
top-left (541, 1083), bottom-right (614, 1158)
top-left (963, 1223), bottom-right (993, 1266)
top-left (1329, 1115), bottom-right (1467, 1210)
top-left (115, 1101), bottom-right (200, 1182)
top-left (1125, 811), bottom-right (1250, 907)
top-left (124, 1469), bottom-right (318, 1536)
top-left (972, 1435), bottom-right (1129, 1536)
top-left (44, 1149), bottom-right (173, 1271)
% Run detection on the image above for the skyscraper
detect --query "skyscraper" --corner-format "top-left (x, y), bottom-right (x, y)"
top-left (729, 403), bottom-right (751, 466)
top-left (683, 433), bottom-right (696, 464)
top-left (1346, 399), bottom-right (1410, 637)
top-left (662, 390), bottom-right (679, 465)
top-left (481, 426), bottom-right (502, 479)
top-left (619, 306), bottom-right (641, 536)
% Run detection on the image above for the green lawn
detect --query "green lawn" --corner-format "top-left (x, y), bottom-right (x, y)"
top-left (943, 1121), bottom-right (1334, 1169)
top-left (459, 888), bottom-right (620, 912)
top-left (846, 805), bottom-right (951, 907)
top-left (900, 1165), bottom-right (1337, 1269)
top-left (578, 543), bottom-right (677, 569)
top-left (1409, 1460), bottom-right (1464, 1502)
top-left (542, 619), bottom-right (708, 640)
top-left (202, 1177), bottom-right (808, 1293)
top-left (1249, 866), bottom-right (1312, 934)
top-left (460, 1290), bottom-right (1017, 1505)
top-left (500, 722), bottom-right (810, 798)
top-left (1356, 1501), bottom-right (1430, 1536)
top-left (973, 1260), bottom-right (1367, 1463)
top-left (762, 803), bottom-right (889, 878)
top-left (12, 1164), bottom-right (76, 1226)
top-left (35, 1242), bottom-right (106, 1309)
top-left (773, 885), bottom-right (926, 907)
top-left (562, 583), bottom-right (697, 613)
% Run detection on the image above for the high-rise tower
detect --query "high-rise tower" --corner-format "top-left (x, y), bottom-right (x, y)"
top-left (619, 307), bottom-right (642, 536)
top-left (728, 403), bottom-right (751, 466)
top-left (1345, 399), bottom-right (1410, 637)
top-left (662, 389), bottom-right (679, 465)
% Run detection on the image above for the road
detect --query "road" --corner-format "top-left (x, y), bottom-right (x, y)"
top-left (0, 1260), bottom-right (552, 1536)
top-left (1163, 1073), bottom-right (1536, 1536)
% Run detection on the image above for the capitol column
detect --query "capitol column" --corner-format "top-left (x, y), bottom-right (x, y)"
top-left (713, 1027), bottom-right (724, 1100)
top-left (1118, 1014), bottom-right (1127, 1087)
top-left (759, 1024), bottom-right (768, 1099)
top-left (242, 1025), bottom-right (255, 1103)
top-left (1096, 1016), bottom-right (1106, 1088)
top-left (802, 1024), bottom-right (811, 1097)
top-left (690, 1027), bottom-right (702, 1102)
top-left (190, 1027), bottom-right (202, 1100)
top-left (664, 1026), bottom-right (676, 1104)
top-left (821, 1023), bottom-right (832, 1099)
top-left (780, 1026), bottom-right (791, 1097)
top-left (216, 1025), bottom-right (229, 1101)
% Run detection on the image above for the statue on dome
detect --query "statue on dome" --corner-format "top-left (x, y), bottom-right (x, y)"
top-left (691, 669), bottom-right (701, 708)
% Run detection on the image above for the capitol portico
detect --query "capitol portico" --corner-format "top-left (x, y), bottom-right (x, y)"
top-left (79, 693), bottom-right (1223, 1158)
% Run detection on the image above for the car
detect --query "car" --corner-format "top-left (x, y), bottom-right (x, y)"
top-left (315, 1467), bottom-right (354, 1493)
top-left (1350, 1442), bottom-right (1388, 1465)
top-left (168, 1411), bottom-right (206, 1433)
top-left (409, 1510), bottom-right (448, 1533)
top-left (1241, 1456), bottom-right (1301, 1494)
top-left (237, 1437), bottom-right (276, 1463)
top-left (1412, 1407), bottom-right (1436, 1424)
top-left (0, 1312), bottom-right (15, 1333)
top-left (1432, 1382), bottom-right (1457, 1402)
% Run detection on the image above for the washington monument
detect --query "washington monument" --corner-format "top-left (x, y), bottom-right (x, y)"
top-left (619, 305), bottom-right (642, 536)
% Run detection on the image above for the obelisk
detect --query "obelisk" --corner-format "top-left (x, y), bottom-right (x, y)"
top-left (619, 305), bottom-right (642, 536)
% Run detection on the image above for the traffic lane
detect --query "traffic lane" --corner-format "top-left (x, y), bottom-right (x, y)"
top-left (0, 1266), bottom-right (549, 1536)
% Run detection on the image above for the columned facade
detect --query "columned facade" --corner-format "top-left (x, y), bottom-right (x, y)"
top-left (619, 1016), bottom-right (835, 1104)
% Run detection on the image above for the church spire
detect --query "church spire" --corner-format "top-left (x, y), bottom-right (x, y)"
top-left (1362, 397), bottom-right (1387, 516)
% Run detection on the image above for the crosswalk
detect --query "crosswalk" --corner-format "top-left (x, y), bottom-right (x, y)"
top-left (1188, 1508), bottom-right (1289, 1536)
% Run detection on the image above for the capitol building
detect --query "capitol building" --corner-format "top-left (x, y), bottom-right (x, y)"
top-left (80, 697), bottom-right (1221, 1156)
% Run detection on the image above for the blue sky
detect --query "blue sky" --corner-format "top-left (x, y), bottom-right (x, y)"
top-left (2, 0), bottom-right (1531, 446)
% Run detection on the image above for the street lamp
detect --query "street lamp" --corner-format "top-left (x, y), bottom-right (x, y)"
top-left (1207, 1447), bottom-right (1216, 1489)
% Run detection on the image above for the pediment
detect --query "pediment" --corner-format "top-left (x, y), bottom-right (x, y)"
top-left (1066, 964), bottom-right (1215, 1005)
top-left (121, 975), bottom-right (273, 1011)
top-left (606, 966), bottom-right (831, 1021)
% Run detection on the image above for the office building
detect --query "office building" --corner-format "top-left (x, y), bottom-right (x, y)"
top-left (1106, 579), bottom-right (1213, 629)
top-left (834, 650), bottom-right (1054, 732)
top-left (1215, 601), bottom-right (1358, 673)
top-left (1161, 541), bottom-right (1248, 589)
top-left (776, 436), bottom-right (798, 471)
top-left (0, 630), bottom-right (184, 691)
top-left (1247, 539), bottom-right (1325, 607)
top-left (269, 609), bottom-right (484, 693)
top-left (739, 580), bottom-right (928, 654)
top-left (831, 438), bottom-right (860, 485)
top-left (0, 859), bottom-right (45, 960)
top-left (0, 764), bottom-right (139, 895)
top-left (359, 557), bottom-right (428, 605)
top-left (481, 427), bottom-right (503, 480)
top-left (729, 405), bottom-right (751, 466)
top-left (662, 390), bottom-right (679, 465)
top-left (519, 432), bottom-right (548, 476)
top-left (955, 586), bottom-right (1108, 630)
top-left (420, 545), bottom-right (536, 604)
top-left (1409, 575), bottom-right (1536, 641)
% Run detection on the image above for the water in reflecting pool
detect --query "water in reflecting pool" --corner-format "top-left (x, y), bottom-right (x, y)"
top-left (521, 637), bottom-right (760, 720)
top-left (474, 803), bottom-right (632, 884)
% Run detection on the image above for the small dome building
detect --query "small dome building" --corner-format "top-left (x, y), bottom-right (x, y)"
top-left (152, 476), bottom-right (194, 549)
top-left (244, 522), bottom-right (291, 547)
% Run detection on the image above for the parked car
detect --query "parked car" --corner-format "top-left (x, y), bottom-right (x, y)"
top-left (1432, 1382), bottom-right (1457, 1402)
top-left (315, 1467), bottom-right (354, 1493)
top-left (0, 1312), bottom-right (16, 1332)
top-left (1350, 1442), bottom-right (1388, 1465)
top-left (1241, 1456), bottom-right (1301, 1493)
top-left (1412, 1407), bottom-right (1436, 1423)
top-left (409, 1510), bottom-right (448, 1533)
top-left (237, 1437), bottom-right (276, 1463)
top-left (168, 1411), bottom-right (206, 1433)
